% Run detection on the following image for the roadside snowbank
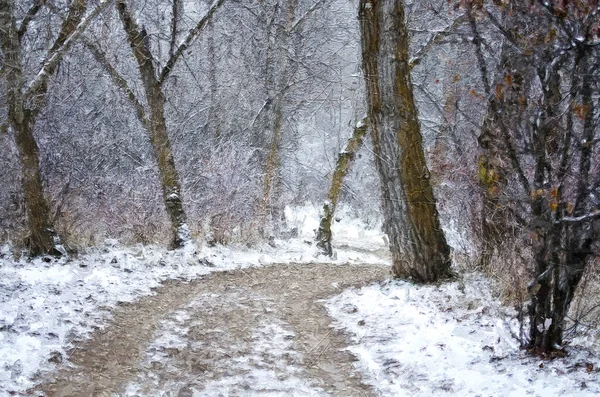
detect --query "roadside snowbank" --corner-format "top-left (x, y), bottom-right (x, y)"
top-left (326, 274), bottom-right (600, 396)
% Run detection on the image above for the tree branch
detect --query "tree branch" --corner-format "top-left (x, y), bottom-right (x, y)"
top-left (25, 0), bottom-right (113, 101)
top-left (17, 0), bottom-right (45, 39)
top-left (169, 0), bottom-right (181, 58)
top-left (159, 0), bottom-right (225, 84)
top-left (559, 210), bottom-right (600, 225)
top-left (409, 13), bottom-right (468, 70)
top-left (82, 38), bottom-right (150, 130)
top-left (289, 0), bottom-right (326, 33)
top-left (47, 0), bottom-right (87, 54)
top-left (483, 7), bottom-right (523, 53)
top-left (466, 7), bottom-right (490, 95)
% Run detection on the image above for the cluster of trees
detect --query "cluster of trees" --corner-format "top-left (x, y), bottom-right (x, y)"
top-left (2, 0), bottom-right (599, 355)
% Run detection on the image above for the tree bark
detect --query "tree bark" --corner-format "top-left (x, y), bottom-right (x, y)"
top-left (0, 0), bottom-right (95, 256)
top-left (359, 0), bottom-right (452, 282)
top-left (117, 0), bottom-right (188, 248)
top-left (259, 0), bottom-right (299, 236)
top-left (316, 117), bottom-right (368, 256)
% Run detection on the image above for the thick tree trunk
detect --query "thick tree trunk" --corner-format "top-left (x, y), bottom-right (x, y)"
top-left (117, 0), bottom-right (189, 248)
top-left (0, 0), bottom-right (87, 256)
top-left (148, 88), bottom-right (189, 249)
top-left (316, 117), bottom-right (368, 256)
top-left (13, 113), bottom-right (59, 255)
top-left (359, 0), bottom-right (452, 282)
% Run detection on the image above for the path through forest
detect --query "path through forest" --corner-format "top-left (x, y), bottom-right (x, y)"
top-left (32, 262), bottom-right (389, 396)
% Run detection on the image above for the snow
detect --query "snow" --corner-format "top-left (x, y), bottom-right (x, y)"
top-left (198, 320), bottom-right (322, 397)
top-left (123, 300), bottom-right (323, 397)
top-left (2, 205), bottom-right (599, 395)
top-left (325, 274), bottom-right (600, 397)
top-left (0, 205), bottom-right (386, 394)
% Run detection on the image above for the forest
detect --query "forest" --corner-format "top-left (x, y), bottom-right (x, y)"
top-left (1, 0), bottom-right (600, 395)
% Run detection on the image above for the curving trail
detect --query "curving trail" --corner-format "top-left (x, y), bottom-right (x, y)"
top-left (32, 262), bottom-right (389, 396)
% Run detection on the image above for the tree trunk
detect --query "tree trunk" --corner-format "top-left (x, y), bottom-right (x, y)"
top-left (117, 0), bottom-right (189, 248)
top-left (258, 0), bottom-right (299, 236)
top-left (261, 93), bottom-right (284, 234)
top-left (359, 0), bottom-right (452, 282)
top-left (207, 17), bottom-right (221, 139)
top-left (12, 114), bottom-right (59, 255)
top-left (316, 117), bottom-right (368, 256)
top-left (528, 53), bottom-right (595, 354)
top-left (0, 0), bottom-right (92, 256)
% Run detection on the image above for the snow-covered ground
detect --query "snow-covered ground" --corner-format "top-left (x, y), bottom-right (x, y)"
top-left (2, 204), bottom-right (600, 396)
top-left (0, 204), bottom-right (387, 394)
top-left (326, 275), bottom-right (600, 396)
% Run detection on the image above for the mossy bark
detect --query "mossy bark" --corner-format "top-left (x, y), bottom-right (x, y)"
top-left (0, 0), bottom-right (88, 256)
top-left (316, 117), bottom-right (368, 256)
top-left (359, 0), bottom-right (452, 282)
top-left (117, 1), bottom-right (188, 248)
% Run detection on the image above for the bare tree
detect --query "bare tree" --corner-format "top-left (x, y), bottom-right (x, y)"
top-left (359, 0), bottom-right (452, 282)
top-left (83, 0), bottom-right (225, 248)
top-left (316, 116), bottom-right (368, 256)
top-left (0, 0), bottom-right (112, 255)
top-left (469, 0), bottom-right (600, 354)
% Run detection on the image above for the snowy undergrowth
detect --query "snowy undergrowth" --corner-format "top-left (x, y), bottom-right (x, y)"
top-left (0, 205), bottom-right (387, 395)
top-left (326, 274), bottom-right (600, 397)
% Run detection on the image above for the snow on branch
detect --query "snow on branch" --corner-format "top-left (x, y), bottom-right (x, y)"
top-left (159, 0), bottom-right (225, 84)
top-left (558, 209), bottom-right (600, 224)
top-left (25, 0), bottom-right (114, 100)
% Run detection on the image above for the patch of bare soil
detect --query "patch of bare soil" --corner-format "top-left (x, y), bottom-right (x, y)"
top-left (30, 262), bottom-right (388, 396)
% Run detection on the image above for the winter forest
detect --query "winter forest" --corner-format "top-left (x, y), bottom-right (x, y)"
top-left (1, 0), bottom-right (600, 395)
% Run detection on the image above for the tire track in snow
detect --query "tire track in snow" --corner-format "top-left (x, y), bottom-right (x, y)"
top-left (31, 262), bottom-right (388, 396)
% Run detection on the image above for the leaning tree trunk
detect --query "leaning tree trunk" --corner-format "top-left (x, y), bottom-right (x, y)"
top-left (0, 4), bottom-right (55, 255)
top-left (316, 117), bottom-right (368, 256)
top-left (117, 0), bottom-right (189, 248)
top-left (359, 0), bottom-right (452, 282)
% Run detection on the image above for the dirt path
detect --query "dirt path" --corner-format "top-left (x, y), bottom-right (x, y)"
top-left (32, 262), bottom-right (388, 396)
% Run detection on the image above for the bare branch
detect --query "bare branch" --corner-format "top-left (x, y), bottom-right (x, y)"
top-left (82, 38), bottom-right (150, 130)
top-left (466, 7), bottom-right (490, 95)
top-left (409, 13), bottom-right (468, 70)
top-left (25, 0), bottom-right (114, 101)
top-left (47, 0), bottom-right (87, 55)
top-left (17, 0), bottom-right (44, 39)
top-left (289, 0), bottom-right (326, 33)
top-left (483, 7), bottom-right (523, 53)
top-left (169, 0), bottom-right (181, 58)
top-left (159, 0), bottom-right (225, 84)
top-left (559, 210), bottom-right (600, 225)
